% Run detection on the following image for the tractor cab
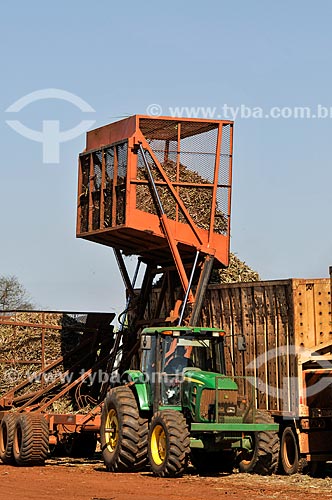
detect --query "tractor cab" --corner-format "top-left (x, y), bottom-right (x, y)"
top-left (140, 327), bottom-right (227, 408)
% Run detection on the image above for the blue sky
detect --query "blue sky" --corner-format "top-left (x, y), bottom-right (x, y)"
top-left (1, 0), bottom-right (331, 314)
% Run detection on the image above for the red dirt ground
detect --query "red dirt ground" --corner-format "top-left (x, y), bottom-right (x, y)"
top-left (1, 458), bottom-right (332, 500)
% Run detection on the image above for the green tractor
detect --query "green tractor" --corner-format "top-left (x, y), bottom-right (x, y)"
top-left (100, 326), bottom-right (279, 477)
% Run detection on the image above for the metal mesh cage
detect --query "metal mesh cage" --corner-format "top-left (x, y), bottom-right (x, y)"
top-left (92, 151), bottom-right (102, 230)
top-left (116, 142), bottom-right (127, 226)
top-left (104, 147), bottom-right (114, 228)
top-left (77, 115), bottom-right (233, 267)
top-left (136, 148), bottom-right (176, 220)
top-left (136, 118), bottom-right (230, 234)
top-left (78, 141), bottom-right (128, 232)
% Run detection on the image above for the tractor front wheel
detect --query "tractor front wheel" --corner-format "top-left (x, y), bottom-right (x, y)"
top-left (148, 410), bottom-right (190, 477)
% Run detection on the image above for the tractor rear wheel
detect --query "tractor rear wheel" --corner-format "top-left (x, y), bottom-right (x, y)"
top-left (13, 413), bottom-right (49, 466)
top-left (148, 410), bottom-right (190, 477)
top-left (0, 413), bottom-right (17, 464)
top-left (100, 386), bottom-right (148, 472)
top-left (238, 411), bottom-right (279, 475)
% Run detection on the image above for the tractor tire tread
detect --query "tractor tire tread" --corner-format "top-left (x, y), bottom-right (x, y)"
top-left (13, 414), bottom-right (49, 466)
top-left (0, 413), bottom-right (18, 465)
top-left (101, 386), bottom-right (148, 472)
top-left (239, 411), bottom-right (280, 475)
top-left (148, 410), bottom-right (190, 478)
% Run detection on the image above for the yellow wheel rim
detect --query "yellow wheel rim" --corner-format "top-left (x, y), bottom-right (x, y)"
top-left (150, 424), bottom-right (167, 465)
top-left (105, 409), bottom-right (119, 453)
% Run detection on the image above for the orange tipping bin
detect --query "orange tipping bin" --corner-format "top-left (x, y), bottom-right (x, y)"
top-left (77, 115), bottom-right (233, 268)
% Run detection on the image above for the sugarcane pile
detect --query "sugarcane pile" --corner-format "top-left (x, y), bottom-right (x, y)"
top-left (136, 158), bottom-right (228, 234)
top-left (212, 252), bottom-right (260, 283)
top-left (0, 312), bottom-right (91, 412)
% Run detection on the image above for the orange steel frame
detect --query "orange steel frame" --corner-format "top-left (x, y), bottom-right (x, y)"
top-left (77, 115), bottom-right (233, 267)
top-left (77, 115), bottom-right (233, 321)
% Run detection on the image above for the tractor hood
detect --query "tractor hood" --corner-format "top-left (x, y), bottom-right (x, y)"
top-left (181, 369), bottom-right (241, 422)
top-left (182, 369), bottom-right (238, 390)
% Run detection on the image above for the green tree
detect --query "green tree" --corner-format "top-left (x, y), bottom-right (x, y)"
top-left (0, 275), bottom-right (34, 311)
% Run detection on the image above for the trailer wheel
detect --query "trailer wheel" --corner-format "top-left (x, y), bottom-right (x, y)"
top-left (13, 413), bottom-right (49, 466)
top-left (238, 411), bottom-right (280, 475)
top-left (0, 413), bottom-right (17, 464)
top-left (148, 410), bottom-right (190, 477)
top-left (191, 450), bottom-right (236, 474)
top-left (100, 386), bottom-right (148, 472)
top-left (280, 426), bottom-right (305, 475)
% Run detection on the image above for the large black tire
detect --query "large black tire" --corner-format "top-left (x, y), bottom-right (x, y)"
top-left (148, 410), bottom-right (190, 477)
top-left (279, 426), bottom-right (306, 475)
top-left (63, 432), bottom-right (97, 458)
top-left (135, 414), bottom-right (149, 471)
top-left (13, 413), bottom-right (49, 466)
top-left (238, 411), bottom-right (279, 475)
top-left (191, 449), bottom-right (236, 474)
top-left (0, 413), bottom-right (17, 464)
top-left (100, 386), bottom-right (148, 472)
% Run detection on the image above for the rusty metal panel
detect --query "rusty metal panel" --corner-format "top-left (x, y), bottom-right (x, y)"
top-left (275, 284), bottom-right (293, 413)
top-left (307, 430), bottom-right (332, 454)
top-left (239, 286), bottom-right (256, 406)
top-left (292, 279), bottom-right (332, 349)
top-left (230, 287), bottom-right (245, 396)
top-left (265, 286), bottom-right (278, 411)
top-left (199, 280), bottom-right (300, 413)
top-left (218, 288), bottom-right (234, 376)
top-left (208, 288), bottom-right (222, 329)
top-left (305, 371), bottom-right (332, 410)
top-left (86, 115), bottom-right (137, 150)
top-left (253, 285), bottom-right (268, 409)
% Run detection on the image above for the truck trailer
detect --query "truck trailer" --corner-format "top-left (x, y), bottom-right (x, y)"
top-left (147, 276), bottom-right (332, 475)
